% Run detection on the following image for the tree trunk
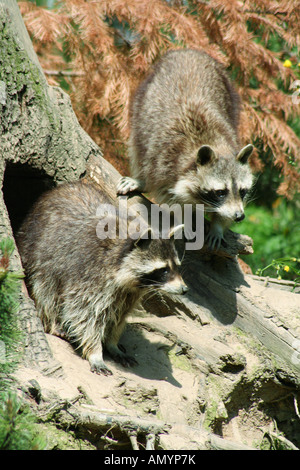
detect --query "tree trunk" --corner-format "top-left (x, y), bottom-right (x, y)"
top-left (1, 0), bottom-right (299, 450)
top-left (0, 0), bottom-right (105, 375)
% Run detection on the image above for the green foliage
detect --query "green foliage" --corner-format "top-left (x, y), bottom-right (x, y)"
top-left (234, 119), bottom-right (300, 281)
top-left (28, 0), bottom-right (55, 6)
top-left (0, 239), bottom-right (24, 388)
top-left (235, 29), bottom-right (300, 280)
top-left (256, 257), bottom-right (300, 284)
top-left (0, 239), bottom-right (45, 450)
top-left (0, 392), bottom-right (45, 450)
top-left (235, 200), bottom-right (300, 281)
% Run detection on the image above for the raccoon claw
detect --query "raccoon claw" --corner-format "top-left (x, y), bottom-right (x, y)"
top-left (117, 177), bottom-right (143, 195)
top-left (90, 361), bottom-right (113, 376)
top-left (206, 231), bottom-right (223, 251)
top-left (205, 221), bottom-right (226, 251)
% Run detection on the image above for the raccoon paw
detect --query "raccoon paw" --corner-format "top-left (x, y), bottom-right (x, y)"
top-left (117, 177), bottom-right (144, 195)
top-left (89, 354), bottom-right (113, 376)
top-left (90, 361), bottom-right (113, 376)
top-left (206, 227), bottom-right (224, 251)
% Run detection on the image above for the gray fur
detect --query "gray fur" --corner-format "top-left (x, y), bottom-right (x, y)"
top-left (117, 49), bottom-right (254, 249)
top-left (17, 181), bottom-right (187, 375)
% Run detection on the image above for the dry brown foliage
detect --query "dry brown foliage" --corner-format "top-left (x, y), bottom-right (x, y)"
top-left (19, 0), bottom-right (300, 196)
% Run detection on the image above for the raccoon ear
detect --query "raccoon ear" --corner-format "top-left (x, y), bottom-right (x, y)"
top-left (236, 144), bottom-right (254, 164)
top-left (197, 145), bottom-right (217, 166)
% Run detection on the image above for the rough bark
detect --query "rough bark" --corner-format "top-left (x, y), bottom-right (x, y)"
top-left (1, 0), bottom-right (300, 450)
top-left (0, 0), bottom-right (103, 375)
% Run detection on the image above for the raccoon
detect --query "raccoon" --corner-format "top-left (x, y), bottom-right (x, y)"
top-left (16, 181), bottom-right (187, 376)
top-left (117, 49), bottom-right (254, 250)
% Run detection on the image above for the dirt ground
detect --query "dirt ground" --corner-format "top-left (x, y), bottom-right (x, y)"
top-left (16, 292), bottom-right (300, 450)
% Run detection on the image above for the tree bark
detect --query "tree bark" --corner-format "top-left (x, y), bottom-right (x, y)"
top-left (0, 0), bottom-right (104, 375)
top-left (1, 0), bottom-right (299, 450)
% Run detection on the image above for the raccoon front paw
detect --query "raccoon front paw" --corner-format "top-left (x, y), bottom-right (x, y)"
top-left (89, 357), bottom-right (113, 376)
top-left (117, 177), bottom-right (143, 195)
top-left (206, 226), bottom-right (224, 251)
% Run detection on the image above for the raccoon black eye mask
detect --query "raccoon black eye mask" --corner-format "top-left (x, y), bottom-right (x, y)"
top-left (195, 188), bottom-right (229, 207)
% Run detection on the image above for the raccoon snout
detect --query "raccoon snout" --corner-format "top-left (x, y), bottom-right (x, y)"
top-left (174, 283), bottom-right (188, 295)
top-left (179, 284), bottom-right (189, 295)
top-left (235, 211), bottom-right (245, 222)
top-left (162, 278), bottom-right (188, 295)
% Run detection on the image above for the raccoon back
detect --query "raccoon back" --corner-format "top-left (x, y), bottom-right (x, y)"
top-left (17, 182), bottom-right (124, 293)
top-left (129, 49), bottom-right (241, 191)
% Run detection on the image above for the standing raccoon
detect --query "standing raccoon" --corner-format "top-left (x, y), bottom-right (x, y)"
top-left (17, 181), bottom-right (187, 376)
top-left (117, 49), bottom-right (254, 249)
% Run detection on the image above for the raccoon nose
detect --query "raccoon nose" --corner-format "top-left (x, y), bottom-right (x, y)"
top-left (182, 285), bottom-right (188, 294)
top-left (235, 212), bottom-right (245, 222)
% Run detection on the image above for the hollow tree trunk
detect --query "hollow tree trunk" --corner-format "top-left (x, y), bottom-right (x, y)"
top-left (0, 0), bottom-right (104, 375)
top-left (1, 0), bottom-right (299, 450)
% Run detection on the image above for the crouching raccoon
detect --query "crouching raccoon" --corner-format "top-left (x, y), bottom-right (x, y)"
top-left (17, 181), bottom-right (187, 375)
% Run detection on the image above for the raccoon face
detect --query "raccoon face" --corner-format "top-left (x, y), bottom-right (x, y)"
top-left (116, 228), bottom-right (188, 295)
top-left (195, 178), bottom-right (252, 222)
top-left (197, 185), bottom-right (248, 222)
top-left (170, 144), bottom-right (253, 222)
top-left (136, 234), bottom-right (188, 295)
top-left (138, 258), bottom-right (188, 295)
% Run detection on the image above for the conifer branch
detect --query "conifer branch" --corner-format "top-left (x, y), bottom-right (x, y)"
top-left (19, 0), bottom-right (300, 195)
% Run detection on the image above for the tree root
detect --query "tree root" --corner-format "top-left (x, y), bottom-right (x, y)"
top-left (37, 397), bottom-right (258, 450)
